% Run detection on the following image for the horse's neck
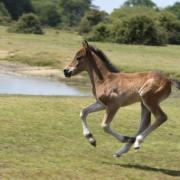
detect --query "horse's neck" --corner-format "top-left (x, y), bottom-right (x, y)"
top-left (87, 53), bottom-right (110, 96)
top-left (87, 53), bottom-right (110, 83)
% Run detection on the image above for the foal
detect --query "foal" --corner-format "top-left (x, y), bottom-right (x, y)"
top-left (64, 41), bottom-right (180, 157)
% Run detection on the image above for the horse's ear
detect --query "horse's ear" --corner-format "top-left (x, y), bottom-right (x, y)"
top-left (82, 40), bottom-right (89, 50)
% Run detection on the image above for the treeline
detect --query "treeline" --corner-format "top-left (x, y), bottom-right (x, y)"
top-left (80, 0), bottom-right (180, 45)
top-left (0, 0), bottom-right (91, 26)
top-left (0, 0), bottom-right (180, 45)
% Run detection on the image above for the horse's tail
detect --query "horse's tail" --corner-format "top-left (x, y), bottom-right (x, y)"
top-left (172, 80), bottom-right (180, 90)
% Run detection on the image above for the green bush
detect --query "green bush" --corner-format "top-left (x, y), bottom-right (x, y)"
top-left (0, 16), bottom-right (11, 25)
top-left (158, 11), bottom-right (180, 44)
top-left (113, 15), bottom-right (167, 45)
top-left (9, 13), bottom-right (43, 34)
top-left (85, 23), bottom-right (112, 42)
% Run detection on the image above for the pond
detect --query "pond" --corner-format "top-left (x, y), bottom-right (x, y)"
top-left (0, 73), bottom-right (91, 96)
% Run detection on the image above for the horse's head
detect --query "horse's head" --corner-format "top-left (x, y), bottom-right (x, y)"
top-left (64, 41), bottom-right (91, 78)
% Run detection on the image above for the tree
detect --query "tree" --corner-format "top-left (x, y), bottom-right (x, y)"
top-left (2, 0), bottom-right (34, 20)
top-left (110, 6), bottom-right (158, 24)
top-left (32, 0), bottom-right (92, 27)
top-left (0, 2), bottom-right (11, 25)
top-left (123, 0), bottom-right (156, 8)
top-left (0, 2), bottom-right (9, 17)
top-left (166, 2), bottom-right (180, 20)
top-left (33, 1), bottom-right (62, 27)
top-left (79, 9), bottom-right (108, 34)
top-left (59, 0), bottom-right (92, 26)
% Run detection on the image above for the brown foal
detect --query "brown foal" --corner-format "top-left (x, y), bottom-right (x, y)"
top-left (64, 41), bottom-right (180, 157)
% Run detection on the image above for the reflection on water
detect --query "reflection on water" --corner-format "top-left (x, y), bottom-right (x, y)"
top-left (0, 73), bottom-right (91, 96)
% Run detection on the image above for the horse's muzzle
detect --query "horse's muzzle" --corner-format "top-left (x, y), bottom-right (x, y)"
top-left (63, 69), bottom-right (72, 78)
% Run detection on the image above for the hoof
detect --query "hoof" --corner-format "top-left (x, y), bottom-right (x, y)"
top-left (89, 138), bottom-right (96, 147)
top-left (134, 146), bottom-right (140, 150)
top-left (113, 153), bottom-right (121, 158)
top-left (85, 133), bottom-right (96, 147)
top-left (134, 141), bottom-right (140, 149)
top-left (134, 135), bottom-right (143, 149)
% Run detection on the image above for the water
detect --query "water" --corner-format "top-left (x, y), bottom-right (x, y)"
top-left (0, 73), bottom-right (90, 96)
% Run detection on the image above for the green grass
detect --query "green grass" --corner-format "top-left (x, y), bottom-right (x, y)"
top-left (0, 95), bottom-right (179, 179)
top-left (0, 26), bottom-right (180, 79)
top-left (0, 26), bottom-right (82, 68)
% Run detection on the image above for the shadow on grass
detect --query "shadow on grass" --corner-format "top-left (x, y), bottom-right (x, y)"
top-left (103, 162), bottom-right (180, 177)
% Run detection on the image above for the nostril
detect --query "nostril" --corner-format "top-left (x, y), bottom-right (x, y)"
top-left (63, 68), bottom-right (72, 77)
top-left (64, 69), bottom-right (68, 74)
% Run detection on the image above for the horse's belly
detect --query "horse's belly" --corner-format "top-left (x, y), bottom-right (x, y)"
top-left (117, 93), bottom-right (141, 107)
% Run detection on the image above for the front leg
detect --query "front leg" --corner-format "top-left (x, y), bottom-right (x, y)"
top-left (80, 101), bottom-right (105, 146)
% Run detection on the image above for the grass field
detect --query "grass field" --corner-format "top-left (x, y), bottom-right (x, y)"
top-left (0, 95), bottom-right (179, 179)
top-left (0, 26), bottom-right (180, 79)
top-left (0, 25), bottom-right (180, 179)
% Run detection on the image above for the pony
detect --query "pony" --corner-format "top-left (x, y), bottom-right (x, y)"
top-left (64, 41), bottom-right (180, 157)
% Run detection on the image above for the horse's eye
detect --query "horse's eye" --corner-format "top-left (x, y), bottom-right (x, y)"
top-left (77, 56), bottom-right (83, 61)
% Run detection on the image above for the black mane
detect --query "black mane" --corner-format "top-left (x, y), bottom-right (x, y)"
top-left (89, 46), bottom-right (119, 73)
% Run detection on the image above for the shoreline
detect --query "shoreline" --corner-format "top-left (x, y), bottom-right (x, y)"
top-left (0, 60), bottom-right (63, 79)
top-left (0, 60), bottom-right (91, 91)
top-left (0, 60), bottom-right (87, 82)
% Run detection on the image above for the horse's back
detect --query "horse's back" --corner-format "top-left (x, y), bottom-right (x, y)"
top-left (108, 71), bottom-right (171, 105)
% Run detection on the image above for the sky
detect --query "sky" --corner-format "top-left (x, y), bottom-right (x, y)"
top-left (93, 0), bottom-right (180, 13)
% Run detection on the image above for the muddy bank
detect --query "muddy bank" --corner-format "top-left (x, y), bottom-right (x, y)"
top-left (0, 61), bottom-right (87, 84)
top-left (0, 60), bottom-right (62, 78)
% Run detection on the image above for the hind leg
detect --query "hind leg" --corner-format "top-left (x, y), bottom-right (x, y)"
top-left (114, 102), bottom-right (151, 157)
top-left (134, 97), bottom-right (167, 149)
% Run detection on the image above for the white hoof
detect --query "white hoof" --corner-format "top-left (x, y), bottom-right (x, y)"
top-left (134, 135), bottom-right (143, 149)
top-left (134, 143), bottom-right (140, 150)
